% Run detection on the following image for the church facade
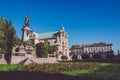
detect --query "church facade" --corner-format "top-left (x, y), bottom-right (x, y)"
top-left (13, 16), bottom-right (69, 61)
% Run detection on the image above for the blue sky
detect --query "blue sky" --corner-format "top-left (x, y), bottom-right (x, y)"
top-left (0, 0), bottom-right (120, 52)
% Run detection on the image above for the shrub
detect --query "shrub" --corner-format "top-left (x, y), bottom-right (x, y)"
top-left (61, 55), bottom-right (68, 61)
top-left (72, 55), bottom-right (78, 61)
top-left (82, 54), bottom-right (90, 59)
top-left (19, 62), bottom-right (100, 73)
top-left (92, 53), bottom-right (102, 60)
top-left (106, 53), bottom-right (115, 60)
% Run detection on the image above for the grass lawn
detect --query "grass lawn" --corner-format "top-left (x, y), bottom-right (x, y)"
top-left (61, 63), bottom-right (120, 80)
top-left (0, 64), bottom-right (21, 71)
top-left (0, 62), bottom-right (120, 80)
top-left (60, 63), bottom-right (109, 76)
top-left (60, 68), bottom-right (96, 76)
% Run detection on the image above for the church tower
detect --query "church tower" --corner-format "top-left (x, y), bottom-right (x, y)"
top-left (22, 16), bottom-right (32, 42)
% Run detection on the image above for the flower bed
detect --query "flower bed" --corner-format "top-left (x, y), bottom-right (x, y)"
top-left (17, 62), bottom-right (100, 73)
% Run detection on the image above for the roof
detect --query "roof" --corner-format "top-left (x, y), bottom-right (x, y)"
top-left (38, 31), bottom-right (59, 39)
top-left (85, 42), bottom-right (113, 47)
top-left (71, 42), bottom-right (113, 49)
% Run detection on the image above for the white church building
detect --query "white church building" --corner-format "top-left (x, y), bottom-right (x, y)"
top-left (11, 16), bottom-right (69, 64)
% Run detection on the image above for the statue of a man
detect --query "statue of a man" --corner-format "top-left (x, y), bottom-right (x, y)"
top-left (25, 16), bottom-right (30, 26)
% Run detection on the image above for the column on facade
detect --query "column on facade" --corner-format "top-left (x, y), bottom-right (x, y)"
top-left (60, 32), bottom-right (62, 44)
top-left (56, 35), bottom-right (60, 44)
top-left (66, 36), bottom-right (68, 46)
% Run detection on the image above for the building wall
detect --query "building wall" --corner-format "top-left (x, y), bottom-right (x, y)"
top-left (22, 27), bottom-right (69, 59)
top-left (48, 39), bottom-right (56, 45)
top-left (83, 46), bottom-right (112, 54)
top-left (0, 54), bottom-right (7, 64)
top-left (38, 29), bottom-right (69, 59)
top-left (58, 29), bottom-right (69, 57)
top-left (70, 42), bottom-right (113, 59)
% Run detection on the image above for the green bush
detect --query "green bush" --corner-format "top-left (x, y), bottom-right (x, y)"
top-left (61, 55), bottom-right (68, 61)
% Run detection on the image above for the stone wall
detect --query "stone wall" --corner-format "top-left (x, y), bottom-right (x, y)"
top-left (0, 54), bottom-right (7, 64)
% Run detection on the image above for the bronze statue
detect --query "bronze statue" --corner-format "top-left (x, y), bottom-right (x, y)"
top-left (25, 16), bottom-right (30, 26)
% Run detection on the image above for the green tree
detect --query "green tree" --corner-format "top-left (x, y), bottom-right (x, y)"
top-left (72, 55), bottom-right (78, 61)
top-left (36, 40), bottom-right (58, 58)
top-left (82, 54), bottom-right (90, 59)
top-left (36, 42), bottom-right (48, 58)
top-left (36, 39), bottom-right (60, 58)
top-left (0, 17), bottom-right (7, 54)
top-left (48, 45), bottom-right (58, 54)
top-left (5, 21), bottom-right (21, 64)
top-left (92, 53), bottom-right (102, 60)
top-left (106, 53), bottom-right (115, 60)
top-left (0, 17), bottom-right (21, 64)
